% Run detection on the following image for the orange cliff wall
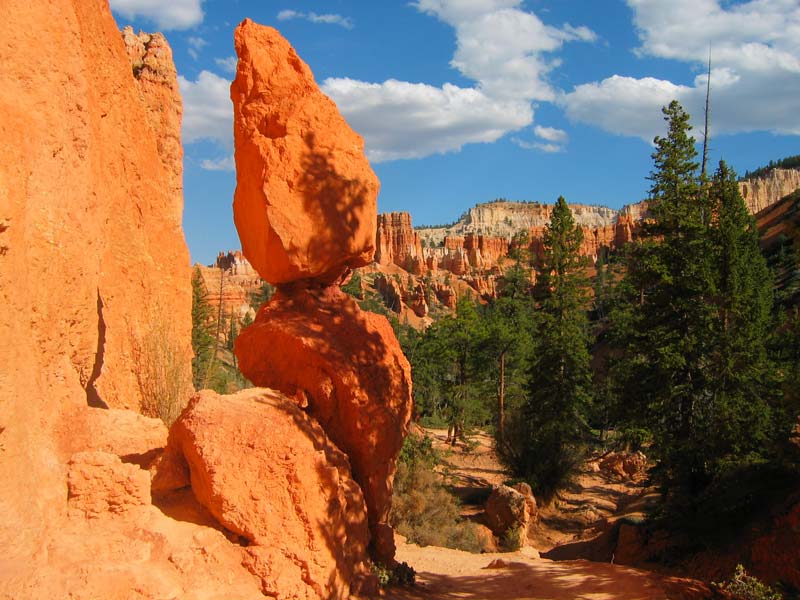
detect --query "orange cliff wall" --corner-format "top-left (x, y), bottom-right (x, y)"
top-left (0, 0), bottom-right (191, 558)
top-left (376, 212), bottom-right (426, 274)
top-left (739, 168), bottom-right (800, 214)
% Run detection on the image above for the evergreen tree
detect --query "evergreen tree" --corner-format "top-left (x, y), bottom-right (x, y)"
top-left (191, 268), bottom-right (216, 390)
top-left (411, 298), bottom-right (491, 441)
top-left (612, 103), bottom-right (789, 496)
top-left (501, 197), bottom-right (593, 498)
top-left (700, 161), bottom-right (779, 469)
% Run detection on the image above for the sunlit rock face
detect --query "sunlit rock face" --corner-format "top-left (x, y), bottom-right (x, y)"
top-left (230, 19), bottom-right (378, 286)
top-left (230, 20), bottom-right (412, 565)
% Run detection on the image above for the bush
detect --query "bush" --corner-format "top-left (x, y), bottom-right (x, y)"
top-left (715, 564), bottom-right (782, 600)
top-left (372, 561), bottom-right (416, 588)
top-left (391, 434), bottom-right (487, 553)
top-left (501, 526), bottom-right (523, 551)
top-left (130, 308), bottom-right (192, 426)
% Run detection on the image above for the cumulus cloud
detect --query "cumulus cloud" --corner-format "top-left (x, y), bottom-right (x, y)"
top-left (561, 0), bottom-right (800, 140)
top-left (110, 0), bottom-right (203, 30)
top-left (324, 0), bottom-right (595, 161)
top-left (214, 56), bottom-right (237, 74)
top-left (512, 138), bottom-right (563, 153)
top-left (178, 71), bottom-right (232, 145)
top-left (323, 78), bottom-right (531, 161)
top-left (511, 125), bottom-right (569, 152)
top-left (533, 125), bottom-right (568, 143)
top-left (277, 9), bottom-right (354, 29)
top-left (200, 155), bottom-right (235, 172)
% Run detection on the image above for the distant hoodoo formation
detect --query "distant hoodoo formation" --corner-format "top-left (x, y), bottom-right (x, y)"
top-left (229, 18), bottom-right (413, 571)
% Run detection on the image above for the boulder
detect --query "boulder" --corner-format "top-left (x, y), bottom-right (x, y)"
top-left (235, 285), bottom-right (413, 562)
top-left (167, 388), bottom-right (373, 599)
top-left (599, 451), bottom-right (648, 481)
top-left (230, 20), bottom-right (378, 285)
top-left (69, 407), bottom-right (168, 469)
top-left (485, 484), bottom-right (537, 542)
top-left (67, 452), bottom-right (151, 518)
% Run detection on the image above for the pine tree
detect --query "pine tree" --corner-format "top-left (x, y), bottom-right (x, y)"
top-left (702, 161), bottom-right (783, 467)
top-left (191, 267), bottom-right (216, 391)
top-left (614, 101), bottom-right (718, 491)
top-left (613, 103), bottom-right (789, 495)
top-left (501, 197), bottom-right (593, 498)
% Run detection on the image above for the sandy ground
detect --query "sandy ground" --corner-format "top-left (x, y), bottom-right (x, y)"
top-left (381, 429), bottom-right (683, 599)
top-left (387, 539), bottom-right (681, 599)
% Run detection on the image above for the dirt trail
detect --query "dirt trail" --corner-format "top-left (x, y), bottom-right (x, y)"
top-left (382, 430), bottom-right (693, 600)
top-left (388, 542), bottom-right (679, 599)
top-left (424, 428), bottom-right (652, 551)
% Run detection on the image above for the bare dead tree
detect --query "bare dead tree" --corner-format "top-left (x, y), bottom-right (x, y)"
top-left (701, 48), bottom-right (712, 180)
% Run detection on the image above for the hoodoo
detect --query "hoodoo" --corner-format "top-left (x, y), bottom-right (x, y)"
top-left (230, 20), bottom-right (413, 564)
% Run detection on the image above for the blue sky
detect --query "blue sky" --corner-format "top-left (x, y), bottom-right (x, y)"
top-left (109, 0), bottom-right (800, 265)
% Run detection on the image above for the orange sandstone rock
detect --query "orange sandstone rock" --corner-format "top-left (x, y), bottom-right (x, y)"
top-left (168, 388), bottom-right (373, 599)
top-left (231, 20), bottom-right (378, 285)
top-left (0, 0), bottom-right (191, 570)
top-left (235, 286), bottom-right (413, 562)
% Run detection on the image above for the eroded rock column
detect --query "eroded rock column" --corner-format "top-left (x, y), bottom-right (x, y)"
top-left (229, 19), bottom-right (413, 564)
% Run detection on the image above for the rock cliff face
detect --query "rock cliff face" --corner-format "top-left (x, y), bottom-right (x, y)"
top-left (231, 20), bottom-right (413, 567)
top-left (0, 1), bottom-right (229, 596)
top-left (376, 212), bottom-right (426, 274)
top-left (230, 19), bottom-right (378, 285)
top-left (739, 168), bottom-right (800, 214)
top-left (122, 27), bottom-right (184, 206)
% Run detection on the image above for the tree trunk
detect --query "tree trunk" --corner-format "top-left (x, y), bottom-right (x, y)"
top-left (498, 350), bottom-right (506, 441)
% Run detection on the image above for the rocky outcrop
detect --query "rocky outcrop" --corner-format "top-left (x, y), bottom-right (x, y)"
top-left (164, 389), bottom-right (373, 599)
top-left (598, 451), bottom-right (649, 481)
top-left (739, 168), bottom-right (800, 214)
top-left (231, 19), bottom-right (378, 285)
top-left (485, 483), bottom-right (538, 543)
top-left (67, 451), bottom-right (152, 518)
top-left (417, 201), bottom-right (619, 247)
top-left (376, 212), bottom-right (426, 274)
top-left (231, 20), bottom-right (413, 565)
top-left (236, 286), bottom-right (413, 562)
top-left (215, 250), bottom-right (258, 276)
top-left (122, 27), bottom-right (183, 206)
top-left (0, 0), bottom-right (193, 583)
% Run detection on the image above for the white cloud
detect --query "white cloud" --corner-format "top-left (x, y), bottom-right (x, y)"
top-left (187, 36), bottom-right (207, 50)
top-left (512, 138), bottom-right (563, 153)
top-left (110, 0), bottom-right (203, 30)
top-left (325, 0), bottom-right (595, 161)
top-left (214, 56), bottom-right (237, 74)
top-left (178, 71), bottom-right (233, 145)
top-left (200, 155), bottom-right (235, 172)
top-left (562, 76), bottom-right (690, 141)
top-left (511, 125), bottom-right (568, 152)
top-left (534, 125), bottom-right (568, 143)
top-left (323, 78), bottom-right (531, 161)
top-left (277, 9), bottom-right (354, 29)
top-left (561, 0), bottom-right (800, 140)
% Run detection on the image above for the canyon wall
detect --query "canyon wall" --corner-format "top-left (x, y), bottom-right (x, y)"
top-left (739, 168), bottom-right (800, 214)
top-left (0, 0), bottom-right (198, 594)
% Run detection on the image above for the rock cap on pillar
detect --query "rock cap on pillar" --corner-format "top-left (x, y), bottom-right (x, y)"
top-left (231, 19), bottom-right (379, 285)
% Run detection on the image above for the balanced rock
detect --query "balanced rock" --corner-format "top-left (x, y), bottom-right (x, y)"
top-left (235, 285), bottom-right (413, 562)
top-left (166, 388), bottom-right (372, 599)
top-left (231, 19), bottom-right (378, 284)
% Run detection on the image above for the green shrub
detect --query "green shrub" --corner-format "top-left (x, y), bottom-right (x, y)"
top-left (715, 564), bottom-right (782, 600)
top-left (501, 526), bottom-right (523, 551)
top-left (391, 434), bottom-right (488, 553)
